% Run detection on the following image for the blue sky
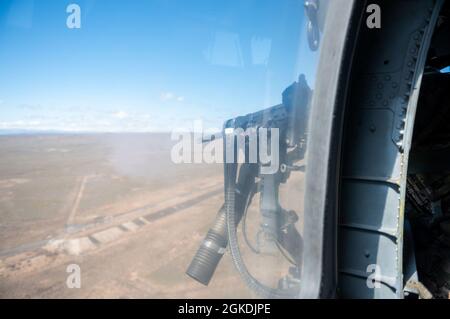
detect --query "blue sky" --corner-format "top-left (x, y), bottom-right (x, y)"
top-left (0, 0), bottom-right (316, 132)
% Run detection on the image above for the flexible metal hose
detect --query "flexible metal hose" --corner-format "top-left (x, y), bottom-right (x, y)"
top-left (224, 148), bottom-right (298, 298)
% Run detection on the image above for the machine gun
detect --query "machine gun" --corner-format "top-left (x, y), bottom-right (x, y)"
top-left (186, 74), bottom-right (312, 298)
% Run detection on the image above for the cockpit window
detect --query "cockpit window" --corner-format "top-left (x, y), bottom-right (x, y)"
top-left (0, 0), bottom-right (329, 298)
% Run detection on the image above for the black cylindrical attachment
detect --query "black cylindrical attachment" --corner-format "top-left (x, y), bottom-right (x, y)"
top-left (186, 207), bottom-right (227, 285)
top-left (186, 163), bottom-right (258, 286)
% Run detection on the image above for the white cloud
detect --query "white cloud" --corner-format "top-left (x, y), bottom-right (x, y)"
top-left (160, 92), bottom-right (174, 101)
top-left (112, 111), bottom-right (129, 119)
top-left (0, 120), bottom-right (41, 128)
top-left (160, 92), bottom-right (185, 102)
top-left (0, 109), bottom-right (177, 133)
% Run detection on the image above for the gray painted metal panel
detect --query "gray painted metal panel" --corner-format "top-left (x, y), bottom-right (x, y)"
top-left (338, 0), bottom-right (442, 298)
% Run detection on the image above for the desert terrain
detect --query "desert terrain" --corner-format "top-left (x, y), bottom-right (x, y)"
top-left (0, 133), bottom-right (304, 298)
